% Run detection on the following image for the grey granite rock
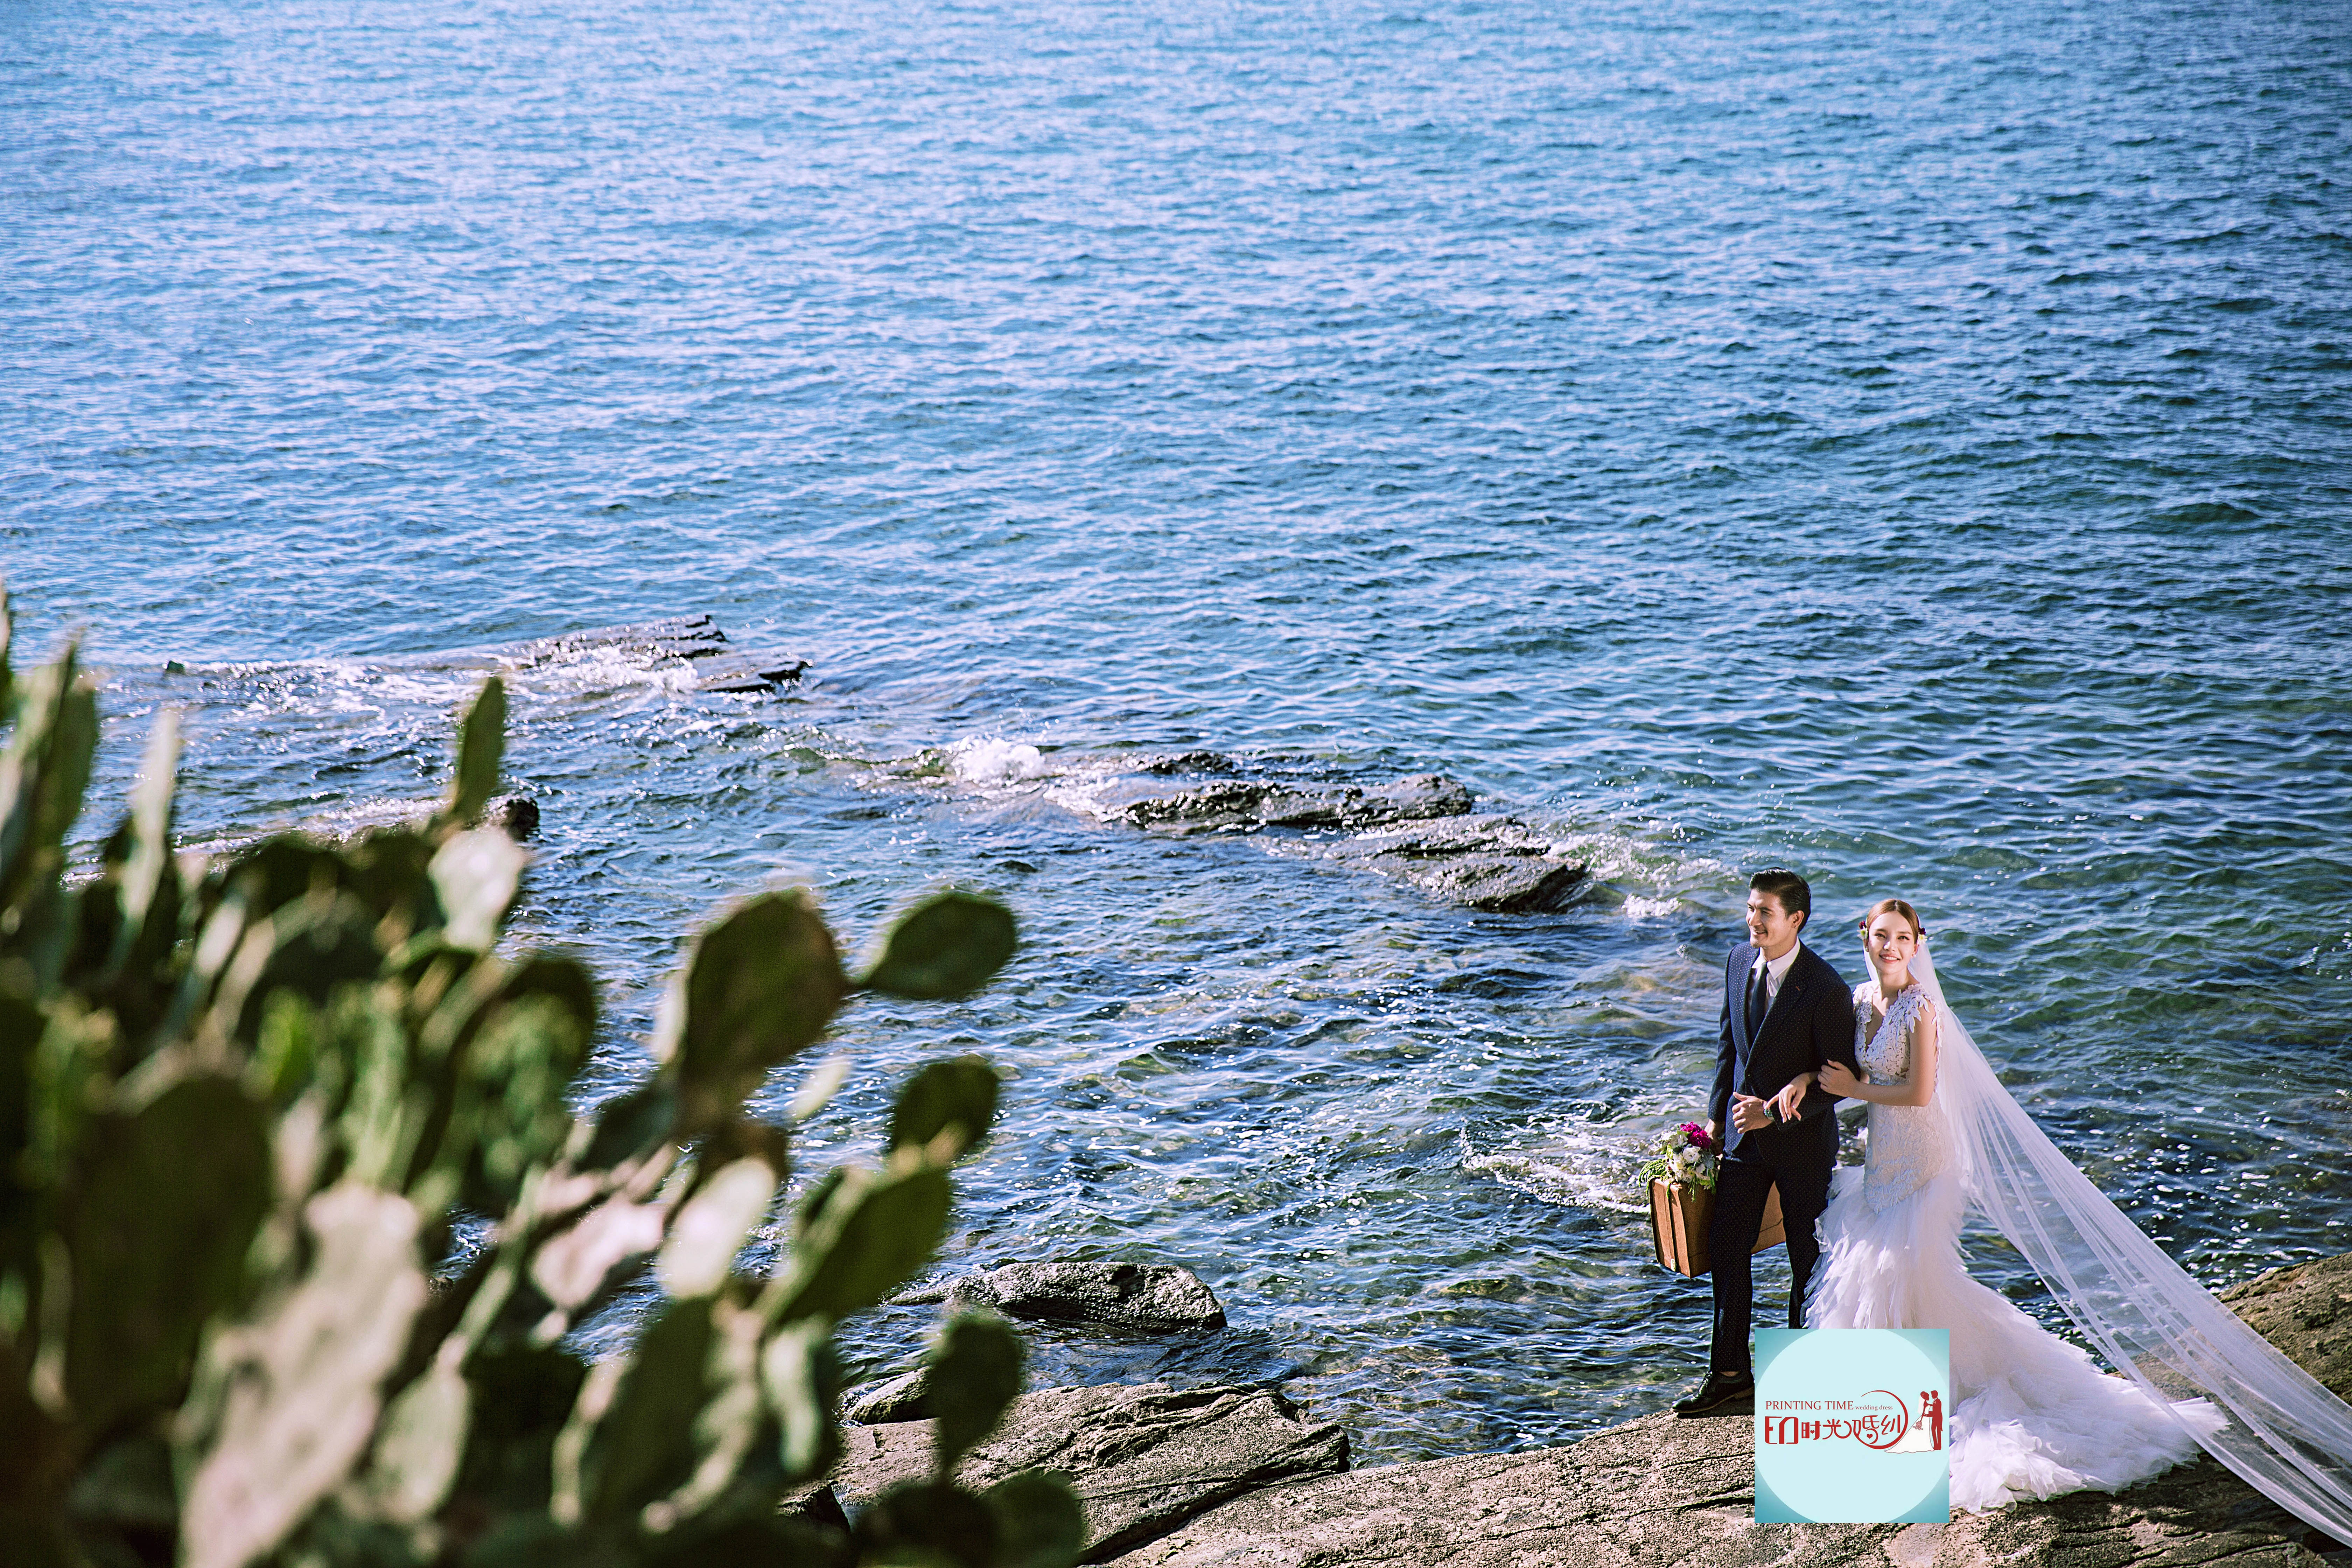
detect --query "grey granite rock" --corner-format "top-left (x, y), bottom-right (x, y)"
top-left (2218, 1253), bottom-right (2352, 1400)
top-left (1122, 780), bottom-right (1273, 830)
top-left (1121, 774), bottom-right (1476, 833)
top-left (844, 1366), bottom-right (931, 1425)
top-left (835, 1381), bottom-right (1349, 1562)
top-left (896, 1261), bottom-right (1227, 1334)
top-left (1110, 1408), bottom-right (2331, 1568)
top-left (1258, 775), bottom-right (1477, 829)
top-left (1370, 851), bottom-right (1586, 912)
top-left (1141, 751), bottom-right (1241, 776)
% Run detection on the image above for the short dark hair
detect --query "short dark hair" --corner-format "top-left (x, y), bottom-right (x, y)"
top-left (1748, 868), bottom-right (1812, 926)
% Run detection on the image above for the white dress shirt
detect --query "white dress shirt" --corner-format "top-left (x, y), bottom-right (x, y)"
top-left (1752, 939), bottom-right (1802, 1008)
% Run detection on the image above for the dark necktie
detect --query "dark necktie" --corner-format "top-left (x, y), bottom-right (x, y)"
top-left (1746, 962), bottom-right (1770, 1036)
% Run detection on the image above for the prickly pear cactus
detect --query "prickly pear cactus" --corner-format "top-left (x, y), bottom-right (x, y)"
top-left (0, 592), bottom-right (1082, 1568)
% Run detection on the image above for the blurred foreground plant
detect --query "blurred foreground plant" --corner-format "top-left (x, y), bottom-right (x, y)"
top-left (0, 597), bottom-right (1080, 1568)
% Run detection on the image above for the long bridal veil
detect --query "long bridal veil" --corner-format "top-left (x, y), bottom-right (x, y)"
top-left (1912, 945), bottom-right (2352, 1539)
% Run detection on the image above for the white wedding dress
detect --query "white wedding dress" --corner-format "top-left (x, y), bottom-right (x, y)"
top-left (1805, 977), bottom-right (2224, 1512)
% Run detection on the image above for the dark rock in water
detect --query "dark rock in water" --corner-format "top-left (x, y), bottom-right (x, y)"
top-left (481, 793), bottom-right (539, 840)
top-left (1142, 750), bottom-right (1241, 775)
top-left (1260, 774), bottom-right (1476, 829)
top-left (779, 1483), bottom-right (849, 1531)
top-left (1125, 774), bottom-right (1475, 833)
top-left (691, 651), bottom-right (807, 693)
top-left (509, 613), bottom-right (730, 666)
top-left (896, 1260), bottom-right (1227, 1334)
top-left (1123, 781), bottom-right (1272, 829)
top-left (834, 1381), bottom-right (1348, 1562)
top-left (1371, 853), bottom-right (1586, 913)
top-left (2217, 1252), bottom-right (2352, 1399)
top-left (843, 1366), bottom-right (930, 1425)
top-left (504, 614), bottom-right (805, 694)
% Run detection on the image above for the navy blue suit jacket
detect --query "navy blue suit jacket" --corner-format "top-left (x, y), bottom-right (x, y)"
top-left (1711, 940), bottom-right (1858, 1163)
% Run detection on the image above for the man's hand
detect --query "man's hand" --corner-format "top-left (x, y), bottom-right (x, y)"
top-left (1730, 1093), bottom-right (1775, 1134)
top-left (1771, 1073), bottom-right (1814, 1124)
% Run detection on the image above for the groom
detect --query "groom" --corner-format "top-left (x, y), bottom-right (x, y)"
top-left (1675, 868), bottom-right (1860, 1417)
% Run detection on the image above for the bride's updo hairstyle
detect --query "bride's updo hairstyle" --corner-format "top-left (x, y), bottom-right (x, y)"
top-left (1859, 897), bottom-right (1925, 940)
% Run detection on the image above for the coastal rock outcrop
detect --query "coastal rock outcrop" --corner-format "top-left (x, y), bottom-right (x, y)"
top-left (1121, 774), bottom-right (1474, 833)
top-left (843, 1366), bottom-right (932, 1425)
top-left (1349, 813), bottom-right (1587, 912)
top-left (1111, 1251), bottom-right (2352, 1567)
top-left (835, 1381), bottom-right (1349, 1562)
top-left (1111, 763), bottom-right (1586, 913)
top-left (895, 1260), bottom-right (1228, 1334)
top-left (1107, 1407), bottom-right (2332, 1568)
top-left (505, 613), bottom-right (805, 694)
top-left (2218, 1252), bottom-right (2352, 1399)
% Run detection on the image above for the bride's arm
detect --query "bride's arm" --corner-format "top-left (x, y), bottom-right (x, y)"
top-left (1818, 1003), bottom-right (1938, 1107)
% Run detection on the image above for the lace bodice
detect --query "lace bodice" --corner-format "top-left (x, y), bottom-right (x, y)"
top-left (1853, 980), bottom-right (1947, 1209)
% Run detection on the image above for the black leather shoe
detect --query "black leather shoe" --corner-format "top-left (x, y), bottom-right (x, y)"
top-left (1673, 1370), bottom-right (1755, 1418)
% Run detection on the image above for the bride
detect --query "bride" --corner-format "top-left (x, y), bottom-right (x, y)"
top-left (1775, 898), bottom-right (2352, 1531)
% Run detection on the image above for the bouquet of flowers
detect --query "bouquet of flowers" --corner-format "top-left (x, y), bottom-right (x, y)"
top-left (1637, 1121), bottom-right (1719, 1192)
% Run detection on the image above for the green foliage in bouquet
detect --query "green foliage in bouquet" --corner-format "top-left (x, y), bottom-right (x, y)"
top-left (0, 594), bottom-right (1079, 1568)
top-left (1634, 1122), bottom-right (1719, 1193)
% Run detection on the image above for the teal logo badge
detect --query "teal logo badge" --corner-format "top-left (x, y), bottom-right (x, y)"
top-left (1753, 1328), bottom-right (1950, 1523)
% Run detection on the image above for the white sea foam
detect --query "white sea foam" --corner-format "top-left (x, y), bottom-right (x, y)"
top-left (1458, 1122), bottom-right (1652, 1216)
top-left (1622, 894), bottom-right (1679, 919)
top-left (947, 737), bottom-right (1055, 783)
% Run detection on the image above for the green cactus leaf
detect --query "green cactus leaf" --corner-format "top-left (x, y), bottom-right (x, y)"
top-left (657, 1157), bottom-right (779, 1299)
top-left (757, 1320), bottom-right (840, 1484)
top-left (929, 1311), bottom-right (1024, 1480)
top-left (578, 1082), bottom-right (677, 1171)
top-left (66, 1432), bottom-right (179, 1535)
top-left (853, 1479), bottom-right (996, 1568)
top-left (986, 1470), bottom-right (1086, 1568)
top-left (858, 891), bottom-right (1016, 1001)
top-left (217, 896), bottom-right (384, 1048)
top-left (0, 642), bottom-right (98, 936)
top-left (497, 952), bottom-right (598, 1044)
top-left (361, 1360), bottom-right (470, 1524)
top-left (179, 1184), bottom-right (427, 1568)
top-left (446, 677), bottom-right (507, 830)
top-left (569, 1296), bottom-right (713, 1526)
top-left (662, 890), bottom-right (844, 1127)
top-left (763, 1164), bottom-right (952, 1327)
top-left (0, 991), bottom-right (42, 1235)
top-left (104, 708), bottom-right (182, 991)
top-left (643, 1515), bottom-right (856, 1568)
top-left (449, 964), bottom-right (593, 1213)
top-left (64, 1074), bottom-right (272, 1438)
top-left (887, 1055), bottom-right (1000, 1161)
top-left (453, 1344), bottom-right (587, 1516)
top-left (791, 1167), bottom-right (846, 1241)
top-left (429, 827), bottom-right (528, 952)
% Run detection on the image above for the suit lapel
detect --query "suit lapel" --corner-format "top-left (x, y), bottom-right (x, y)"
top-left (1742, 946), bottom-right (1809, 1088)
top-left (1730, 943), bottom-right (1759, 1056)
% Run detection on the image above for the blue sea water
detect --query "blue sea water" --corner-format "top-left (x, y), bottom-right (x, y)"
top-left (5, 0), bottom-right (2350, 1463)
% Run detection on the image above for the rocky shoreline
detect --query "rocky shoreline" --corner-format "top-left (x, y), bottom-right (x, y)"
top-left (823, 1252), bottom-right (2351, 1566)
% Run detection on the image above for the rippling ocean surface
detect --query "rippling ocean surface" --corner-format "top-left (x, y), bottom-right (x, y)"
top-left (7, 0), bottom-right (2350, 1463)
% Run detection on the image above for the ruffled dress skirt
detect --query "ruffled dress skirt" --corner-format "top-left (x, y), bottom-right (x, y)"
top-left (1806, 1161), bottom-right (2224, 1512)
